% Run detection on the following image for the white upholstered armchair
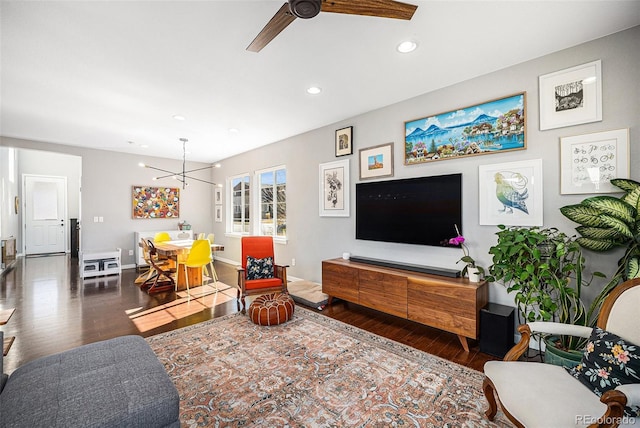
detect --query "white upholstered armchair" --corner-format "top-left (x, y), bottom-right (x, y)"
top-left (483, 278), bottom-right (640, 428)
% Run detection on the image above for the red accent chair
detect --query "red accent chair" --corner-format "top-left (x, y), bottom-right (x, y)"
top-left (237, 236), bottom-right (288, 313)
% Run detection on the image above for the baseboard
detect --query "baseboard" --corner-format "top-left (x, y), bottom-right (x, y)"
top-left (214, 255), bottom-right (237, 266)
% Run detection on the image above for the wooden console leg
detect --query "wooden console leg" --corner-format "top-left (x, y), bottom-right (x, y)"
top-left (327, 296), bottom-right (333, 306)
top-left (457, 335), bottom-right (470, 352)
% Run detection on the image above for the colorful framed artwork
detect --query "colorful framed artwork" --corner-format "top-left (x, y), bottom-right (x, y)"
top-left (404, 92), bottom-right (526, 165)
top-left (539, 60), bottom-right (602, 130)
top-left (319, 159), bottom-right (350, 217)
top-left (478, 159), bottom-right (543, 226)
top-left (132, 186), bottom-right (180, 219)
top-left (560, 128), bottom-right (629, 195)
top-left (335, 126), bottom-right (353, 157)
top-left (359, 142), bottom-right (394, 180)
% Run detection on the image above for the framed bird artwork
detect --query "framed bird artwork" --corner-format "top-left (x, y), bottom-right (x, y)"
top-left (478, 159), bottom-right (543, 226)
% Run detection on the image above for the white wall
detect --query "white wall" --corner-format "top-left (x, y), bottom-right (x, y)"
top-left (210, 26), bottom-right (640, 306)
top-left (1, 27), bottom-right (638, 307)
top-left (17, 149), bottom-right (81, 252)
top-left (0, 147), bottom-right (19, 239)
top-left (0, 140), bottom-right (214, 267)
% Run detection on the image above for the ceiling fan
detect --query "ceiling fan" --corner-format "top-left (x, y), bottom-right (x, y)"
top-left (246, 0), bottom-right (418, 52)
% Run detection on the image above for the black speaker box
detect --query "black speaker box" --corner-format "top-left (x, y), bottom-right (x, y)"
top-left (480, 303), bottom-right (515, 358)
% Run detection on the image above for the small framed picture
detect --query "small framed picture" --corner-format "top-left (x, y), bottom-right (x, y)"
top-left (539, 60), bottom-right (602, 130)
top-left (479, 159), bottom-right (543, 226)
top-left (215, 205), bottom-right (222, 222)
top-left (319, 159), bottom-right (350, 217)
top-left (359, 142), bottom-right (394, 180)
top-left (560, 128), bottom-right (629, 194)
top-left (214, 187), bottom-right (222, 205)
top-left (335, 126), bottom-right (353, 157)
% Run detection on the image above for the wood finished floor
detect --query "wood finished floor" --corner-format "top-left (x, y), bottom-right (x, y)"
top-left (0, 254), bottom-right (499, 374)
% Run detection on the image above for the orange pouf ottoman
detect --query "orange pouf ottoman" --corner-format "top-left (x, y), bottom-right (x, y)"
top-left (249, 293), bottom-right (295, 326)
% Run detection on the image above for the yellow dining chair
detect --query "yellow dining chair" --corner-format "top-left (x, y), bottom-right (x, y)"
top-left (197, 232), bottom-right (206, 240)
top-left (153, 232), bottom-right (171, 243)
top-left (207, 233), bottom-right (215, 244)
top-left (177, 239), bottom-right (218, 298)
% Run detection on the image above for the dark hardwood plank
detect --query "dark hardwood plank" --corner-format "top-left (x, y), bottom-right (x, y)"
top-left (0, 255), bottom-right (499, 375)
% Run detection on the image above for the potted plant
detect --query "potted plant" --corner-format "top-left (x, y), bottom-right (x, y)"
top-left (560, 178), bottom-right (640, 321)
top-left (485, 225), bottom-right (603, 366)
top-left (446, 225), bottom-right (484, 282)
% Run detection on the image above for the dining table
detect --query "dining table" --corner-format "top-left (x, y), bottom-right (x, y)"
top-left (144, 239), bottom-right (224, 292)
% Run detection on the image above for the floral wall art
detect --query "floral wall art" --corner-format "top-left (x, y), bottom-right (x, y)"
top-left (319, 159), bottom-right (350, 217)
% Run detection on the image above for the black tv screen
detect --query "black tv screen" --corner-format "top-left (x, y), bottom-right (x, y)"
top-left (356, 173), bottom-right (462, 246)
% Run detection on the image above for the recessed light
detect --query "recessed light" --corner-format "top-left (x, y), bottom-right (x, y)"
top-left (140, 144), bottom-right (149, 149)
top-left (228, 128), bottom-right (239, 133)
top-left (397, 40), bottom-right (418, 53)
top-left (307, 86), bottom-right (322, 95)
top-left (172, 114), bottom-right (186, 121)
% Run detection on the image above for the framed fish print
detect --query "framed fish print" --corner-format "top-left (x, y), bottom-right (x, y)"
top-left (478, 159), bottom-right (543, 226)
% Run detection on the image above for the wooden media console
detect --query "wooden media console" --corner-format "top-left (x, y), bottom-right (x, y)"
top-left (322, 258), bottom-right (488, 351)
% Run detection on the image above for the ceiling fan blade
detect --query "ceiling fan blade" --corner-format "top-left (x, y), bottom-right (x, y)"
top-left (320, 0), bottom-right (417, 20)
top-left (246, 2), bottom-right (297, 52)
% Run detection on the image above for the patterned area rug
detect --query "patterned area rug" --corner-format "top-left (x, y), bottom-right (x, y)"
top-left (147, 307), bottom-right (513, 427)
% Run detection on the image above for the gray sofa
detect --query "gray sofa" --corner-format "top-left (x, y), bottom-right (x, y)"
top-left (0, 332), bottom-right (180, 427)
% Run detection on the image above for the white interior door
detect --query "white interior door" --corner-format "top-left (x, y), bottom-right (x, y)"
top-left (24, 175), bottom-right (67, 255)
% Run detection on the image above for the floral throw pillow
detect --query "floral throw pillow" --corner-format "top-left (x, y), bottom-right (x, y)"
top-left (565, 327), bottom-right (640, 417)
top-left (246, 256), bottom-right (274, 280)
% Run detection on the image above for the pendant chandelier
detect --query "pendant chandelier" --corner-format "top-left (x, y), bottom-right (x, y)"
top-left (139, 138), bottom-right (221, 189)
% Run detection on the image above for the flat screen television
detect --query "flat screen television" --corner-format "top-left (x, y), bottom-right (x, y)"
top-left (355, 173), bottom-right (462, 246)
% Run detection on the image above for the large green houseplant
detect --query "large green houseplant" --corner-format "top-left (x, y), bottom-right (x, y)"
top-left (560, 178), bottom-right (640, 322)
top-left (485, 225), bottom-right (603, 364)
top-left (485, 226), bottom-right (598, 326)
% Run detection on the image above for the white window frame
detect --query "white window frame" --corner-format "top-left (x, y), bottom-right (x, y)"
top-left (225, 172), bottom-right (251, 238)
top-left (253, 165), bottom-right (287, 244)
